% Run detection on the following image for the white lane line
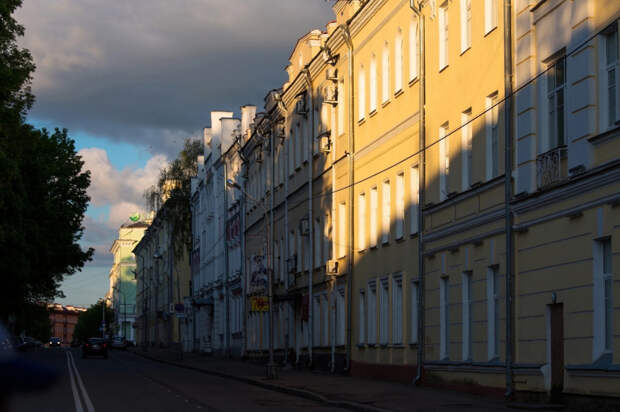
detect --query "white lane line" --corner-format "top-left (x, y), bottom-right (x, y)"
top-left (66, 351), bottom-right (84, 412)
top-left (68, 351), bottom-right (96, 412)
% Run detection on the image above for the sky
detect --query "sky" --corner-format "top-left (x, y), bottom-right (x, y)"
top-left (16, 0), bottom-right (335, 307)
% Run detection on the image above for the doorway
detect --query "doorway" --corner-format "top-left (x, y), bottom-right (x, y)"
top-left (549, 303), bottom-right (564, 397)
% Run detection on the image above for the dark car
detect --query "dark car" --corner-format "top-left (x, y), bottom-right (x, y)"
top-left (110, 336), bottom-right (129, 350)
top-left (82, 338), bottom-right (108, 359)
top-left (17, 337), bottom-right (40, 352)
top-left (48, 337), bottom-right (62, 348)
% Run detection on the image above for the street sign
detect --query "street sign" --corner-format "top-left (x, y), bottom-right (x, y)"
top-left (250, 296), bottom-right (269, 312)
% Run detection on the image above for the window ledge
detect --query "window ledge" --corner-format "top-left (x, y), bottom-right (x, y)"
top-left (381, 240), bottom-right (390, 246)
top-left (369, 109), bottom-right (377, 118)
top-left (408, 77), bottom-right (419, 87)
top-left (439, 64), bottom-right (449, 73)
top-left (381, 99), bottom-right (390, 108)
top-left (370, 245), bottom-right (378, 250)
top-left (358, 248), bottom-right (367, 254)
top-left (394, 89), bottom-right (404, 98)
top-left (379, 343), bottom-right (389, 348)
top-left (588, 123), bottom-right (620, 145)
top-left (484, 26), bottom-right (498, 38)
top-left (358, 118), bottom-right (366, 125)
top-left (395, 235), bottom-right (405, 243)
top-left (460, 46), bottom-right (471, 56)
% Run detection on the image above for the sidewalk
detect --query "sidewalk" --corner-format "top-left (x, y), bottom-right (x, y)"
top-left (127, 347), bottom-right (529, 412)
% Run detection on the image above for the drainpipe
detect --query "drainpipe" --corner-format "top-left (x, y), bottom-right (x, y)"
top-left (410, 0), bottom-right (426, 385)
top-left (302, 69), bottom-right (315, 366)
top-left (503, 0), bottom-right (514, 400)
top-left (274, 93), bottom-right (290, 364)
top-left (330, 24), bottom-right (354, 372)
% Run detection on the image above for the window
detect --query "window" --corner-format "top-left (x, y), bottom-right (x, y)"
top-left (338, 202), bottom-right (346, 258)
top-left (439, 3), bottom-right (449, 70)
top-left (392, 275), bottom-right (403, 344)
top-left (359, 290), bottom-right (366, 344)
top-left (547, 57), bottom-right (565, 149)
top-left (381, 180), bottom-right (391, 244)
top-left (484, 0), bottom-right (497, 35)
top-left (487, 266), bottom-right (500, 360)
top-left (321, 294), bottom-right (329, 346)
top-left (337, 288), bottom-right (345, 345)
top-left (296, 123), bottom-right (302, 168)
top-left (460, 0), bottom-right (472, 53)
top-left (605, 26), bottom-right (619, 127)
top-left (324, 213), bottom-right (332, 262)
top-left (368, 280), bottom-right (377, 345)
top-left (395, 28), bottom-right (404, 92)
top-left (410, 281), bottom-right (419, 344)
top-left (395, 173), bottom-right (405, 239)
top-left (410, 166), bottom-right (419, 234)
top-left (379, 278), bottom-right (389, 345)
top-left (314, 218), bottom-right (322, 268)
top-left (461, 109), bottom-right (473, 190)
top-left (288, 133), bottom-right (294, 176)
top-left (274, 240), bottom-right (279, 281)
top-left (289, 230), bottom-right (295, 275)
top-left (370, 54), bottom-right (377, 113)
top-left (358, 193), bottom-right (366, 251)
top-left (594, 238), bottom-right (613, 358)
top-left (382, 42), bottom-right (390, 103)
top-left (358, 65), bottom-right (366, 121)
top-left (337, 81), bottom-right (344, 135)
top-left (440, 276), bottom-right (449, 359)
top-left (486, 93), bottom-right (499, 179)
top-left (296, 229), bottom-right (302, 273)
top-left (313, 295), bottom-right (320, 346)
top-left (439, 123), bottom-right (450, 201)
top-left (280, 237), bottom-right (285, 281)
top-left (462, 271), bottom-right (472, 360)
top-left (302, 121), bottom-right (308, 163)
top-left (370, 187), bottom-right (378, 248)
top-left (409, 18), bottom-right (419, 82)
top-left (304, 229), bottom-right (310, 272)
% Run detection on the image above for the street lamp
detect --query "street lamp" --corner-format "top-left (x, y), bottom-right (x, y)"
top-left (226, 178), bottom-right (277, 379)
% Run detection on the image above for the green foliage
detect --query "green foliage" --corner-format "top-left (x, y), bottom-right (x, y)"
top-left (13, 304), bottom-right (51, 342)
top-left (0, 1), bottom-right (93, 323)
top-left (73, 302), bottom-right (114, 342)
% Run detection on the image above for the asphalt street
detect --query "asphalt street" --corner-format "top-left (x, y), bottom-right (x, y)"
top-left (8, 348), bottom-right (345, 412)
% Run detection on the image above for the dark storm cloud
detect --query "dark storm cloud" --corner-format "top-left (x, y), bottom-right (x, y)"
top-left (16, 0), bottom-right (335, 156)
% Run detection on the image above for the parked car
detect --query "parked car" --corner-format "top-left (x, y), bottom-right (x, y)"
top-left (110, 336), bottom-right (128, 350)
top-left (82, 338), bottom-right (108, 359)
top-left (48, 337), bottom-right (62, 348)
top-left (17, 336), bottom-right (41, 351)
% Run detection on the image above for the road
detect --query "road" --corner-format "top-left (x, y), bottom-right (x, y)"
top-left (9, 348), bottom-right (345, 412)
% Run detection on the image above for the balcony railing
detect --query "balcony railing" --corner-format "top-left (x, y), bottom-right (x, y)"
top-left (536, 145), bottom-right (567, 190)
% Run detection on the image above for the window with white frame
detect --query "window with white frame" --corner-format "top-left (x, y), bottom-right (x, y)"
top-left (324, 213), bottom-right (332, 262)
top-left (439, 3), bottom-right (449, 70)
top-left (460, 0), bottom-right (471, 53)
top-left (358, 193), bottom-right (366, 251)
top-left (337, 288), bottom-right (345, 345)
top-left (321, 294), bottom-right (329, 346)
top-left (487, 266), bottom-right (500, 360)
top-left (440, 276), bottom-right (450, 359)
top-left (461, 109), bottom-right (473, 190)
top-left (604, 26), bottom-right (619, 127)
top-left (370, 187), bottom-right (378, 248)
top-left (338, 202), bottom-right (346, 258)
top-left (359, 290), bottom-right (366, 344)
top-left (462, 271), bottom-right (472, 360)
top-left (486, 93), bottom-right (499, 179)
top-left (409, 18), bottom-right (419, 82)
top-left (370, 54), bottom-right (377, 113)
top-left (594, 238), bottom-right (613, 359)
top-left (547, 57), bottom-right (565, 149)
top-left (337, 81), bottom-right (344, 135)
top-left (368, 280), bottom-right (377, 345)
top-left (358, 65), bottom-right (366, 121)
top-left (392, 274), bottom-right (403, 344)
top-left (439, 123), bottom-right (450, 201)
top-left (410, 166), bottom-right (419, 234)
top-left (381, 180), bottom-right (391, 244)
top-left (314, 218), bottom-right (322, 268)
top-left (395, 28), bottom-right (404, 92)
top-left (313, 295), bottom-right (320, 346)
top-left (484, 0), bottom-right (497, 35)
top-left (379, 277), bottom-right (389, 345)
top-left (410, 280), bottom-right (419, 344)
top-left (382, 42), bottom-right (390, 103)
top-left (395, 173), bottom-right (405, 239)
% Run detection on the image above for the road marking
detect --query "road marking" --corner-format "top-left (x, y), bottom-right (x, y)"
top-left (66, 352), bottom-right (84, 412)
top-left (67, 351), bottom-right (96, 412)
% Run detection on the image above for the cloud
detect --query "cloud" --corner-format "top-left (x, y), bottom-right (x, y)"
top-left (16, 0), bottom-right (335, 156)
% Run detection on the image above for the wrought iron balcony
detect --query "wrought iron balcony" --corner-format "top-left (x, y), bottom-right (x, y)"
top-left (536, 145), bottom-right (567, 190)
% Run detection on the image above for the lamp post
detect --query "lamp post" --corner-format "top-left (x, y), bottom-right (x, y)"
top-left (226, 178), bottom-right (276, 379)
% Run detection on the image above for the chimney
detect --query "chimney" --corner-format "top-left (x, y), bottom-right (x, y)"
top-left (220, 118), bottom-right (241, 154)
top-left (240, 105), bottom-right (257, 138)
top-left (210, 111), bottom-right (234, 151)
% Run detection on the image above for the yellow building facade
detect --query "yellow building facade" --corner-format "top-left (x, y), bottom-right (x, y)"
top-left (239, 0), bottom-right (620, 400)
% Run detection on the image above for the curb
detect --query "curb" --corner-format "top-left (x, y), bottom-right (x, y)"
top-left (129, 350), bottom-right (393, 412)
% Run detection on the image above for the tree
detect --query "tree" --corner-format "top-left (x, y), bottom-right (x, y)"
top-left (73, 302), bottom-right (114, 342)
top-left (0, 1), bottom-right (93, 326)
